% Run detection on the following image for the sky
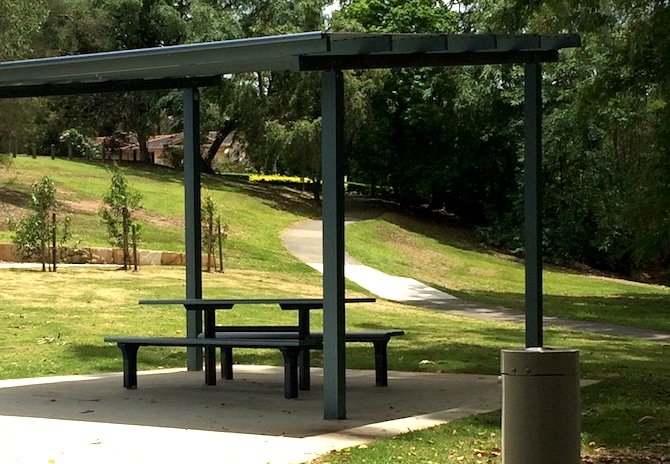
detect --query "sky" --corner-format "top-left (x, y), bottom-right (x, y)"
top-left (324, 1), bottom-right (341, 17)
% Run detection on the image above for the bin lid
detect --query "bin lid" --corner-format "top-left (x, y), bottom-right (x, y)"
top-left (501, 348), bottom-right (579, 376)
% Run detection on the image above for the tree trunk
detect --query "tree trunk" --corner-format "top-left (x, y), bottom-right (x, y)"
top-left (202, 119), bottom-right (235, 174)
top-left (217, 219), bottom-right (224, 273)
top-left (132, 224), bottom-right (138, 272)
top-left (206, 213), bottom-right (213, 272)
top-left (52, 212), bottom-right (57, 272)
top-left (122, 210), bottom-right (129, 270)
top-left (137, 133), bottom-right (151, 164)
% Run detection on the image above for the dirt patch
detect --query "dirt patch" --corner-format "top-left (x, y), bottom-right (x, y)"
top-left (1, 185), bottom-right (182, 231)
top-left (61, 198), bottom-right (182, 228)
top-left (136, 209), bottom-right (183, 228)
top-left (583, 448), bottom-right (669, 463)
top-left (61, 198), bottom-right (101, 214)
top-left (0, 187), bottom-right (31, 229)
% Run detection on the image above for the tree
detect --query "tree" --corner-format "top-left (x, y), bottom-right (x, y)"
top-left (38, 0), bottom-right (189, 163)
top-left (193, 0), bottom-right (327, 174)
top-left (462, 0), bottom-right (670, 277)
top-left (335, 0), bottom-right (520, 223)
top-left (10, 176), bottom-right (71, 271)
top-left (201, 191), bottom-right (217, 272)
top-left (0, 0), bottom-right (48, 61)
top-left (284, 118), bottom-right (322, 200)
top-left (0, 0), bottom-right (49, 155)
top-left (99, 166), bottom-right (143, 270)
top-left (200, 190), bottom-right (229, 272)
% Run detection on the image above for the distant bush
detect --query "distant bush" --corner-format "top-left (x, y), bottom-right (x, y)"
top-left (249, 174), bottom-right (313, 183)
top-left (163, 146), bottom-right (184, 169)
top-left (0, 153), bottom-right (13, 168)
top-left (248, 173), bottom-right (315, 189)
top-left (59, 129), bottom-right (101, 159)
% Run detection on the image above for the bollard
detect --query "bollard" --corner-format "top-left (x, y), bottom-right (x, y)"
top-left (501, 348), bottom-right (580, 464)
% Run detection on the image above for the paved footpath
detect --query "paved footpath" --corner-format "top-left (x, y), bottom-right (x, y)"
top-left (282, 219), bottom-right (670, 342)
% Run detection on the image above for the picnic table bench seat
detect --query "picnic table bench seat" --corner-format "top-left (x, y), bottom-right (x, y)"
top-left (104, 335), bottom-right (319, 399)
top-left (210, 328), bottom-right (405, 388)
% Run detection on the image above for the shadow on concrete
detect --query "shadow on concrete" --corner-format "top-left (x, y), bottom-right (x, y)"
top-left (0, 367), bottom-right (501, 438)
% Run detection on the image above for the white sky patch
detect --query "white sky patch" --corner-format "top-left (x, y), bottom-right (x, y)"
top-left (324, 1), bottom-right (340, 17)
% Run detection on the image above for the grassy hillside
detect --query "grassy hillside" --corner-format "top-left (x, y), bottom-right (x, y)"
top-left (0, 156), bottom-right (318, 273)
top-left (346, 212), bottom-right (670, 333)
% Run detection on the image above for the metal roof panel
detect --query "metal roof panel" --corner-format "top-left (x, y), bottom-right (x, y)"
top-left (0, 31), bottom-right (580, 98)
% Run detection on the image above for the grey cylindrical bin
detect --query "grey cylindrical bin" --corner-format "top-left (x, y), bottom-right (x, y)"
top-left (501, 348), bottom-right (580, 464)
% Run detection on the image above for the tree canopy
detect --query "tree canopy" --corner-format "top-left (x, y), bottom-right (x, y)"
top-left (1, 0), bottom-right (670, 281)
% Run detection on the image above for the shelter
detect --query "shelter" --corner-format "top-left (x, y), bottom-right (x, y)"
top-left (0, 31), bottom-right (580, 419)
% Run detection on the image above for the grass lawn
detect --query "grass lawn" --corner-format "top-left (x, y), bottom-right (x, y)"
top-left (345, 212), bottom-right (670, 334)
top-left (2, 158), bottom-right (669, 462)
top-left (1, 267), bottom-right (668, 463)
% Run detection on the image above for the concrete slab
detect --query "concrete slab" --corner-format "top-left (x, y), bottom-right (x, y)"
top-left (0, 366), bottom-right (501, 464)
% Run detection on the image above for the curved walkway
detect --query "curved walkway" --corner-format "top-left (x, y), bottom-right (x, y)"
top-left (282, 219), bottom-right (670, 342)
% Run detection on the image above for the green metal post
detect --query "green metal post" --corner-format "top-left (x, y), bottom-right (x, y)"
top-left (184, 87), bottom-right (203, 369)
top-left (321, 69), bottom-right (347, 419)
top-left (524, 62), bottom-right (543, 348)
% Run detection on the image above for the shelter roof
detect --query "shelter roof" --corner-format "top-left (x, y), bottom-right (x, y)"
top-left (0, 31), bottom-right (580, 98)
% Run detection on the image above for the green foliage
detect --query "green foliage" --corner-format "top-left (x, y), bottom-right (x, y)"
top-left (0, 0), bottom-right (48, 60)
top-left (0, 154), bottom-right (13, 168)
top-left (201, 189), bottom-right (229, 271)
top-left (162, 146), bottom-right (184, 169)
top-left (58, 128), bottom-right (101, 159)
top-left (335, 0), bottom-right (670, 280)
top-left (99, 166), bottom-right (142, 269)
top-left (336, 0), bottom-right (458, 32)
top-left (9, 176), bottom-right (71, 269)
top-left (201, 189), bottom-right (217, 245)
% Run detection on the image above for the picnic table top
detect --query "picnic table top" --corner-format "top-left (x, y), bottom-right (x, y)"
top-left (138, 297), bottom-right (376, 309)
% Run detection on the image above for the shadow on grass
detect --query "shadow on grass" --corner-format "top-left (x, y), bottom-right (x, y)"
top-left (0, 186), bottom-right (31, 209)
top-left (580, 374), bottom-right (670, 450)
top-left (69, 343), bottom-right (188, 371)
top-left (359, 207), bottom-right (501, 255)
top-left (438, 287), bottom-right (670, 334)
top-left (112, 160), bottom-right (322, 219)
top-left (212, 178), bottom-right (321, 218)
top-left (70, 343), bottom-right (287, 372)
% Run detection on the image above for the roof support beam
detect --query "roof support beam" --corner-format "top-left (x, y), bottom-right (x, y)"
top-left (184, 87), bottom-right (204, 369)
top-left (524, 62), bottom-right (543, 348)
top-left (0, 76), bottom-right (222, 99)
top-left (299, 50), bottom-right (559, 71)
top-left (321, 69), bottom-right (347, 420)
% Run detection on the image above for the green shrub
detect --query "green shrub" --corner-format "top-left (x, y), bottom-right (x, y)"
top-left (59, 129), bottom-right (101, 159)
top-left (162, 146), bottom-right (184, 169)
top-left (9, 176), bottom-right (71, 270)
top-left (99, 166), bottom-right (142, 270)
top-left (0, 153), bottom-right (13, 168)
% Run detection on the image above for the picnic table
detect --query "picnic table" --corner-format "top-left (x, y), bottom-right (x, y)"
top-left (138, 297), bottom-right (377, 388)
top-left (106, 297), bottom-right (404, 398)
